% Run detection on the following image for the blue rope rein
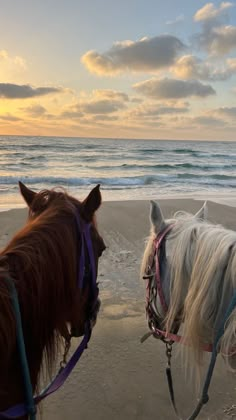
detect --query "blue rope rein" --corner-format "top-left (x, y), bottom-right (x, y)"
top-left (3, 276), bottom-right (36, 420)
top-left (187, 290), bottom-right (236, 420)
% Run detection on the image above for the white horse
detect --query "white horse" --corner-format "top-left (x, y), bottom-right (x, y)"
top-left (141, 200), bottom-right (236, 418)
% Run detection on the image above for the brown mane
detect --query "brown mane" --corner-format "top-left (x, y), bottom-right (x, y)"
top-left (0, 185), bottom-right (104, 417)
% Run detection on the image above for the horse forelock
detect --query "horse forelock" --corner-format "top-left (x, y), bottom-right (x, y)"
top-left (140, 229), bottom-right (156, 278)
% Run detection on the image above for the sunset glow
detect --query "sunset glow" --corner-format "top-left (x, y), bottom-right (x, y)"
top-left (0, 1), bottom-right (236, 140)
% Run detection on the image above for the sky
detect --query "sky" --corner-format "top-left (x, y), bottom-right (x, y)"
top-left (0, 0), bottom-right (236, 140)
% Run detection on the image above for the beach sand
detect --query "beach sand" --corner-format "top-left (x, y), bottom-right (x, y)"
top-left (0, 199), bottom-right (236, 420)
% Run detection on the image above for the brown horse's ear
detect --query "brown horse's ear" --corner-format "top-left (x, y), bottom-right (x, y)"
top-left (82, 184), bottom-right (101, 221)
top-left (19, 181), bottom-right (36, 207)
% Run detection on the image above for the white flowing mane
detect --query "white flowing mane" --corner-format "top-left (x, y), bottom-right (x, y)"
top-left (141, 204), bottom-right (236, 371)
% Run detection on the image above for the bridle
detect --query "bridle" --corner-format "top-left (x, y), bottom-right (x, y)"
top-left (143, 224), bottom-right (176, 343)
top-left (0, 211), bottom-right (100, 419)
top-left (142, 224), bottom-right (236, 420)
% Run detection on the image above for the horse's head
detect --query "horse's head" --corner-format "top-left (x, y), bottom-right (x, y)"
top-left (141, 199), bottom-right (208, 344)
top-left (19, 181), bottom-right (106, 340)
top-left (142, 200), bottom-right (236, 374)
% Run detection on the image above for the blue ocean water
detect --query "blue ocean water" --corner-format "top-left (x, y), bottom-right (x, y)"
top-left (0, 135), bottom-right (235, 208)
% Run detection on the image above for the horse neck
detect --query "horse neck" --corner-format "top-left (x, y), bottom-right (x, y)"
top-left (0, 213), bottom-right (78, 412)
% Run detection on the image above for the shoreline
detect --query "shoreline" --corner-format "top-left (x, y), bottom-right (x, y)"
top-left (0, 191), bottom-right (236, 213)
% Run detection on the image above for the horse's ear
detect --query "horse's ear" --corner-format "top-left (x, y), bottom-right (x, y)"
top-left (150, 200), bottom-right (165, 233)
top-left (82, 184), bottom-right (101, 221)
top-left (19, 181), bottom-right (36, 207)
top-left (194, 201), bottom-right (208, 220)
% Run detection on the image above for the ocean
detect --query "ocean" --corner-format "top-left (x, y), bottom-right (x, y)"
top-left (0, 135), bottom-right (235, 209)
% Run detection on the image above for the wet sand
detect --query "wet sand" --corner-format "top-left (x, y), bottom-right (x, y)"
top-left (0, 200), bottom-right (236, 419)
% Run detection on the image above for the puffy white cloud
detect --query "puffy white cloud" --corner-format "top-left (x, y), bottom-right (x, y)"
top-left (193, 3), bottom-right (236, 55)
top-left (207, 25), bottom-right (236, 54)
top-left (194, 2), bottom-right (233, 23)
top-left (172, 54), bottom-right (236, 80)
top-left (133, 78), bottom-right (216, 99)
top-left (81, 35), bottom-right (185, 75)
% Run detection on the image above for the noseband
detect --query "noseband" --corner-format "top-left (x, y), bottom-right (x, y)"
top-left (0, 211), bottom-right (99, 419)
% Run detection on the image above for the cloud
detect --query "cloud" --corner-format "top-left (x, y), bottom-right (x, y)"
top-left (81, 35), bottom-right (185, 75)
top-left (133, 78), bottom-right (216, 99)
top-left (81, 99), bottom-right (126, 114)
top-left (91, 89), bottom-right (129, 101)
top-left (22, 104), bottom-right (47, 117)
top-left (0, 113), bottom-right (21, 121)
top-left (0, 83), bottom-right (63, 99)
top-left (193, 3), bottom-right (236, 55)
top-left (194, 2), bottom-right (233, 23)
top-left (130, 97), bottom-right (143, 103)
top-left (228, 58), bottom-right (236, 71)
top-left (172, 55), bottom-right (236, 81)
top-left (216, 106), bottom-right (236, 117)
top-left (61, 89), bottom-right (128, 119)
top-left (92, 114), bottom-right (119, 121)
top-left (126, 101), bottom-right (189, 119)
top-left (61, 110), bottom-right (84, 119)
top-left (0, 50), bottom-right (8, 59)
top-left (193, 115), bottom-right (226, 126)
top-left (166, 14), bottom-right (185, 25)
top-left (0, 49), bottom-right (27, 70)
top-left (207, 25), bottom-right (236, 55)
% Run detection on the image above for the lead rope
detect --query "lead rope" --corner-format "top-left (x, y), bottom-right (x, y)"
top-left (186, 290), bottom-right (236, 420)
top-left (4, 277), bottom-right (36, 420)
top-left (165, 290), bottom-right (236, 420)
top-left (165, 342), bottom-right (182, 419)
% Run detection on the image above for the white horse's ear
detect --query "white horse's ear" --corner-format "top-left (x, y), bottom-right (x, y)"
top-left (150, 200), bottom-right (165, 233)
top-left (194, 201), bottom-right (208, 220)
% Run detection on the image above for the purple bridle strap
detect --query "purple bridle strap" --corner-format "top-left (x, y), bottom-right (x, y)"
top-left (0, 324), bottom-right (91, 419)
top-left (76, 215), bottom-right (96, 291)
top-left (83, 223), bottom-right (97, 290)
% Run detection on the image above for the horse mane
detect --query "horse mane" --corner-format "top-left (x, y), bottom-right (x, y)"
top-left (165, 211), bottom-right (236, 370)
top-left (141, 210), bottom-right (236, 375)
top-left (0, 189), bottom-right (85, 386)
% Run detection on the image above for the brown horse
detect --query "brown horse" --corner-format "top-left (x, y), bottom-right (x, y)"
top-left (0, 182), bottom-right (106, 419)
